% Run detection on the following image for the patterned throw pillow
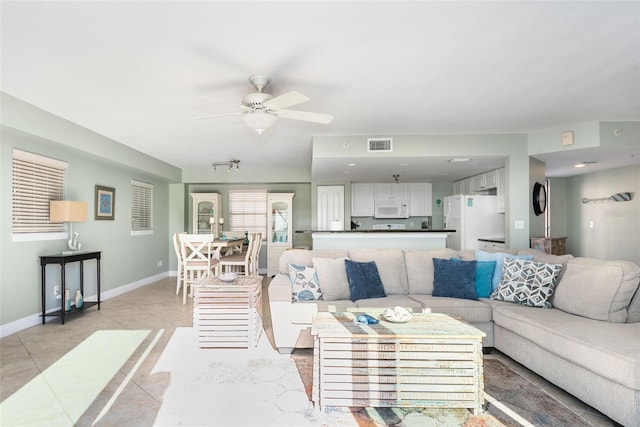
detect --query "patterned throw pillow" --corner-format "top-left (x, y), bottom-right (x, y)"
top-left (490, 258), bottom-right (562, 308)
top-left (288, 263), bottom-right (322, 302)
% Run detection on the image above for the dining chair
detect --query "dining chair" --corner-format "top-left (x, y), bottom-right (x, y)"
top-left (172, 232), bottom-right (186, 295)
top-left (249, 232), bottom-right (263, 275)
top-left (219, 232), bottom-right (258, 276)
top-left (179, 233), bottom-right (219, 304)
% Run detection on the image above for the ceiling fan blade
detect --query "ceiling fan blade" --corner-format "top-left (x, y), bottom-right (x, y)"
top-left (194, 111), bottom-right (242, 120)
top-left (276, 109), bottom-right (333, 124)
top-left (264, 91), bottom-right (309, 111)
top-left (200, 95), bottom-right (251, 111)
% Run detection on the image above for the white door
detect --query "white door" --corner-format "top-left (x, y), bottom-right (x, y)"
top-left (318, 186), bottom-right (344, 230)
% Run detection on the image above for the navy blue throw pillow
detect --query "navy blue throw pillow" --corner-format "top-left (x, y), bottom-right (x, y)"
top-left (432, 258), bottom-right (478, 300)
top-left (344, 259), bottom-right (386, 302)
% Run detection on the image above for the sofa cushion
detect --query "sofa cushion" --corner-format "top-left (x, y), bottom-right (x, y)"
top-left (407, 295), bottom-right (493, 323)
top-left (288, 264), bottom-right (322, 301)
top-left (349, 249), bottom-right (408, 295)
top-left (516, 248), bottom-right (574, 265)
top-left (490, 258), bottom-right (562, 308)
top-left (312, 257), bottom-right (350, 301)
top-left (432, 258), bottom-right (478, 300)
top-left (290, 299), bottom-right (356, 324)
top-left (476, 250), bottom-right (534, 291)
top-left (492, 303), bottom-right (640, 390)
top-left (451, 257), bottom-right (496, 298)
top-left (404, 248), bottom-right (459, 294)
top-left (628, 287), bottom-right (640, 323)
top-left (552, 257), bottom-right (640, 323)
top-left (345, 259), bottom-right (386, 302)
top-left (355, 295), bottom-right (425, 311)
top-left (278, 249), bottom-right (349, 274)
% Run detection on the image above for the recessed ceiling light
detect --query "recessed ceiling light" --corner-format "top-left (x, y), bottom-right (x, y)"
top-left (448, 158), bottom-right (471, 163)
top-left (399, 162), bottom-right (408, 166)
top-left (348, 163), bottom-right (356, 167)
top-left (574, 163), bottom-right (586, 168)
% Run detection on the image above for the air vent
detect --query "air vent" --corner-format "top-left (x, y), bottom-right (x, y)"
top-left (368, 138), bottom-right (393, 152)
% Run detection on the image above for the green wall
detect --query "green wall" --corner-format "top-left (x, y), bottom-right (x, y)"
top-left (1, 94), bottom-right (180, 335)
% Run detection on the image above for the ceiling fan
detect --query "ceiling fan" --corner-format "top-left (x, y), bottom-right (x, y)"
top-left (197, 74), bottom-right (333, 134)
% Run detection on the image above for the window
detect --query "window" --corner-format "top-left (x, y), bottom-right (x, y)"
top-left (131, 180), bottom-right (153, 235)
top-left (229, 190), bottom-right (267, 235)
top-left (12, 149), bottom-right (68, 238)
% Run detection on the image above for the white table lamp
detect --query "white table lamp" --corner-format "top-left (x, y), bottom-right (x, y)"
top-left (50, 200), bottom-right (88, 254)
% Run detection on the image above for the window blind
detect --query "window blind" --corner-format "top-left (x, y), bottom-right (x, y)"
top-left (12, 149), bottom-right (68, 233)
top-left (131, 180), bottom-right (153, 233)
top-left (229, 189), bottom-right (267, 235)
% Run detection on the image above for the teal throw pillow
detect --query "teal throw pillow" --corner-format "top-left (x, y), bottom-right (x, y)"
top-left (432, 258), bottom-right (478, 300)
top-left (475, 250), bottom-right (534, 292)
top-left (344, 259), bottom-right (386, 302)
top-left (451, 257), bottom-right (496, 298)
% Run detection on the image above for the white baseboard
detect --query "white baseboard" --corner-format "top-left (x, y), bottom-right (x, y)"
top-left (0, 271), bottom-right (170, 338)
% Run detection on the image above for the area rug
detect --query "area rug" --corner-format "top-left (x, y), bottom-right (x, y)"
top-left (151, 328), bottom-right (587, 426)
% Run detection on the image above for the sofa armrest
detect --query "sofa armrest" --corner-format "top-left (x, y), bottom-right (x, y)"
top-left (268, 274), bottom-right (292, 302)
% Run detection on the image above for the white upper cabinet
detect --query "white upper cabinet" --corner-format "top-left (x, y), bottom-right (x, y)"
top-left (351, 183), bottom-right (375, 217)
top-left (374, 183), bottom-right (409, 200)
top-left (409, 183), bottom-right (432, 216)
top-left (472, 170), bottom-right (498, 191)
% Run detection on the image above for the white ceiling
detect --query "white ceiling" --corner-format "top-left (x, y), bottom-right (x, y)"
top-left (2, 1), bottom-right (639, 182)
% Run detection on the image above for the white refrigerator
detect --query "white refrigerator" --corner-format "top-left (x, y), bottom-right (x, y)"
top-left (443, 194), bottom-right (504, 251)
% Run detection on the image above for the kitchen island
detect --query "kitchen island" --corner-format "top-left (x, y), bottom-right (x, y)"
top-left (297, 230), bottom-right (454, 250)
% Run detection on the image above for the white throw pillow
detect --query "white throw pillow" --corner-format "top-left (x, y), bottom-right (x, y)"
top-left (312, 257), bottom-right (351, 301)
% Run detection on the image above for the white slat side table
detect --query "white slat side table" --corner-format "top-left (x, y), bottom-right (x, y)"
top-left (193, 275), bottom-right (263, 348)
top-left (311, 312), bottom-right (485, 414)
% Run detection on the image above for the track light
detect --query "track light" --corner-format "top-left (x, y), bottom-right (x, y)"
top-left (211, 159), bottom-right (240, 172)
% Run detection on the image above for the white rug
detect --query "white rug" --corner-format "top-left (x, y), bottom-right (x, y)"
top-left (151, 327), bottom-right (498, 427)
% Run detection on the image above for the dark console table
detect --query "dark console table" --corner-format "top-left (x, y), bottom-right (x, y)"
top-left (40, 251), bottom-right (102, 324)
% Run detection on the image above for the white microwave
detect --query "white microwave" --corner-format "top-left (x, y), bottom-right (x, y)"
top-left (374, 200), bottom-right (410, 219)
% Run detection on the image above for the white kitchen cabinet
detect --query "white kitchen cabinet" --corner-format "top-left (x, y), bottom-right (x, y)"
top-left (453, 180), bottom-right (464, 195)
top-left (351, 183), bottom-right (375, 217)
top-left (267, 193), bottom-right (294, 276)
top-left (472, 170), bottom-right (498, 192)
top-left (191, 193), bottom-right (222, 236)
top-left (318, 185), bottom-right (344, 230)
top-left (409, 183), bottom-right (432, 216)
top-left (496, 168), bottom-right (506, 213)
top-left (374, 183), bottom-right (408, 200)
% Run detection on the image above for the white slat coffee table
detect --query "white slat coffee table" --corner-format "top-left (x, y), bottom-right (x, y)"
top-left (311, 312), bottom-right (485, 414)
top-left (193, 275), bottom-right (263, 348)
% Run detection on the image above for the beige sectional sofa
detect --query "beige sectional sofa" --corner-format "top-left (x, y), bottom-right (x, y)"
top-left (268, 247), bottom-right (640, 427)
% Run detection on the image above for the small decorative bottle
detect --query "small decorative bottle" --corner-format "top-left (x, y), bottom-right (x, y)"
top-left (75, 290), bottom-right (84, 309)
top-left (65, 289), bottom-right (71, 311)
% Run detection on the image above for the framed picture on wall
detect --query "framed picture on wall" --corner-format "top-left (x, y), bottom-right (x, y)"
top-left (95, 185), bottom-right (115, 220)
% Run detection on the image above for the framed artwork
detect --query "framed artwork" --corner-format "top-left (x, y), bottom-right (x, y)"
top-left (95, 185), bottom-right (115, 220)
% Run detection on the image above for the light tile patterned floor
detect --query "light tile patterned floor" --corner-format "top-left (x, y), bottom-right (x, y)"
top-left (0, 277), bottom-right (616, 426)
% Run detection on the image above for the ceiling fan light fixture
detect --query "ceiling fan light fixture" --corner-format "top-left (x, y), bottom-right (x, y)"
top-left (242, 111), bottom-right (276, 134)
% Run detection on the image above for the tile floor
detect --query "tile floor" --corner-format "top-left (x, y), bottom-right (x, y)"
top-left (0, 276), bottom-right (616, 426)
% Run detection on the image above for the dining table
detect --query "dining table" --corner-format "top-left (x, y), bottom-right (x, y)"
top-left (211, 237), bottom-right (245, 258)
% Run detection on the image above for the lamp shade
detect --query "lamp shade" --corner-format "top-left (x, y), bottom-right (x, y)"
top-left (242, 111), bottom-right (276, 134)
top-left (50, 201), bottom-right (88, 223)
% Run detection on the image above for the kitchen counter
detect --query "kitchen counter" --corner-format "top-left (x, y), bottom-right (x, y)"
top-left (296, 229), bottom-right (455, 233)
top-left (478, 237), bottom-right (505, 244)
top-left (304, 230), bottom-right (452, 250)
